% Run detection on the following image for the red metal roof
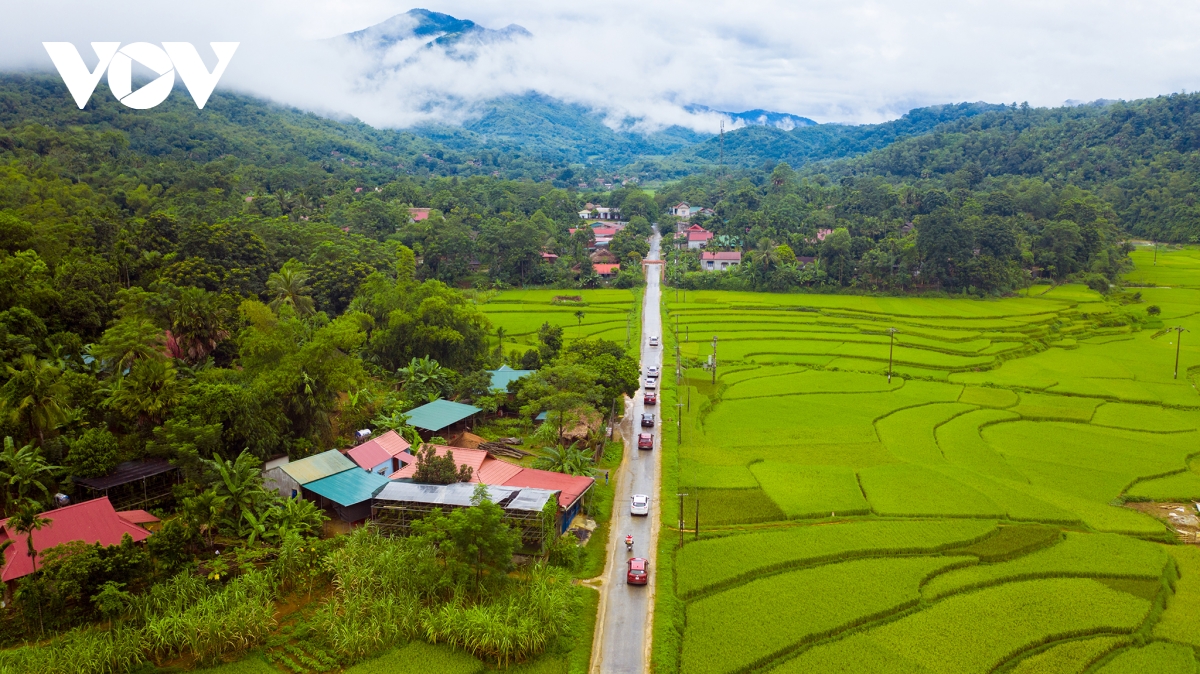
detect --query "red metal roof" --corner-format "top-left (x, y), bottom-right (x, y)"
top-left (701, 251), bottom-right (742, 261)
top-left (592, 228), bottom-right (618, 237)
top-left (0, 497), bottom-right (153, 582)
top-left (389, 445), bottom-right (488, 481)
top-left (347, 431), bottom-right (410, 470)
top-left (116, 510), bottom-right (160, 525)
top-left (593, 264), bottom-right (620, 276)
top-left (501, 467), bottom-right (595, 508)
top-left (476, 457), bottom-right (524, 484)
top-left (688, 231), bottom-right (714, 242)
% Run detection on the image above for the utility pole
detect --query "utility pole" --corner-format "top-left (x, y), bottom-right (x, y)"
top-left (1153, 239), bottom-right (1157, 266)
top-left (1172, 327), bottom-right (1189, 379)
top-left (887, 328), bottom-right (899, 383)
top-left (676, 402), bottom-right (683, 446)
top-left (695, 499), bottom-right (700, 540)
top-left (711, 335), bottom-right (718, 385)
top-left (678, 492), bottom-right (688, 548)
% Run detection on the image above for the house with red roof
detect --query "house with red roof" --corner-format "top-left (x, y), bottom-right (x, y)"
top-left (387, 445), bottom-right (595, 533)
top-left (593, 263), bottom-right (620, 277)
top-left (684, 224), bottom-right (714, 250)
top-left (409, 208), bottom-right (431, 222)
top-left (347, 430), bottom-right (413, 476)
top-left (701, 251), bottom-right (742, 271)
top-left (0, 497), bottom-right (157, 584)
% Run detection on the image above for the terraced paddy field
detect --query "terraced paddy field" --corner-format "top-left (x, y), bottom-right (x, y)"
top-left (475, 288), bottom-right (642, 352)
top-left (653, 247), bottom-right (1200, 674)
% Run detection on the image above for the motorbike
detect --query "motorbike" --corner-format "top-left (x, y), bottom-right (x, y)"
top-left (625, 535), bottom-right (634, 552)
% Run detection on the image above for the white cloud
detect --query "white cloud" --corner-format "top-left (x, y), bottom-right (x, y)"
top-left (3, 1), bottom-right (1200, 131)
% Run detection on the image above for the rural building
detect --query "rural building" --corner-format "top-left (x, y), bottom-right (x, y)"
top-left (578, 204), bottom-right (621, 220)
top-left (409, 208), bottom-right (431, 222)
top-left (404, 399), bottom-right (482, 437)
top-left (74, 459), bottom-right (180, 510)
top-left (701, 251), bottom-right (742, 271)
top-left (677, 224), bottom-right (714, 250)
top-left (670, 202), bottom-right (690, 217)
top-left (594, 263), bottom-right (620, 277)
top-left (487, 365), bottom-right (536, 393)
top-left (372, 482), bottom-right (559, 550)
top-left (0, 497), bottom-right (158, 584)
top-left (302, 468), bottom-right (391, 523)
top-left (388, 445), bottom-right (594, 532)
top-left (347, 430), bottom-right (413, 475)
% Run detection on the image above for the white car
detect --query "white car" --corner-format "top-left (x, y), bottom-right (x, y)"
top-left (631, 494), bottom-right (650, 516)
top-left (647, 365), bottom-right (660, 377)
top-left (649, 336), bottom-right (659, 347)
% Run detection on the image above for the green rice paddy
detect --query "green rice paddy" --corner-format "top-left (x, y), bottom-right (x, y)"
top-left (655, 247), bottom-right (1200, 673)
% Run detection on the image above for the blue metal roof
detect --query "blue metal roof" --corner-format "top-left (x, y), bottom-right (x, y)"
top-left (405, 399), bottom-right (482, 431)
top-left (303, 468), bottom-right (390, 507)
top-left (487, 365), bottom-right (535, 393)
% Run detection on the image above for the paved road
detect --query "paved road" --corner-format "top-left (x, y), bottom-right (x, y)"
top-left (591, 229), bottom-right (663, 674)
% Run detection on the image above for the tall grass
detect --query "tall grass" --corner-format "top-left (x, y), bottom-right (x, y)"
top-left (0, 625), bottom-right (146, 674)
top-left (138, 570), bottom-right (278, 664)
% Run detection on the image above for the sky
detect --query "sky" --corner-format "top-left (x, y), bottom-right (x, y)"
top-left (5, 0), bottom-right (1200, 132)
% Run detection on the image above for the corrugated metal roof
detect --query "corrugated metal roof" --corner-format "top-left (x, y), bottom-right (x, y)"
top-left (75, 459), bottom-right (176, 490)
top-left (487, 365), bottom-right (535, 393)
top-left (374, 482), bottom-right (555, 512)
top-left (389, 445), bottom-right (488, 481)
top-left (0, 497), bottom-right (153, 582)
top-left (405, 399), bottom-right (481, 431)
top-left (347, 443), bottom-right (391, 471)
top-left (116, 510), bottom-right (160, 525)
top-left (502, 468), bottom-right (595, 509)
top-left (303, 469), bottom-right (391, 507)
top-left (281, 450), bottom-right (356, 485)
top-left (476, 457), bottom-right (524, 484)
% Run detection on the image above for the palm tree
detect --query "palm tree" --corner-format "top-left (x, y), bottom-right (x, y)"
top-left (267, 260), bottom-right (316, 317)
top-left (0, 437), bottom-right (59, 513)
top-left (103, 358), bottom-right (182, 427)
top-left (168, 286), bottom-right (231, 362)
top-left (495, 327), bottom-right (506, 360)
top-left (533, 442), bottom-right (596, 477)
top-left (574, 310), bottom-right (586, 337)
top-left (184, 489), bottom-right (228, 547)
top-left (10, 504), bottom-right (50, 634)
top-left (1, 355), bottom-right (71, 447)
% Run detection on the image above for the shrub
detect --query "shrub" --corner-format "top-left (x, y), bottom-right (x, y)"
top-left (66, 428), bottom-right (119, 478)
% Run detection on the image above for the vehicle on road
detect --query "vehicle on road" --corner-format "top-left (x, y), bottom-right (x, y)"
top-left (627, 558), bottom-right (649, 585)
top-left (641, 413), bottom-right (655, 427)
top-left (645, 390), bottom-right (657, 405)
top-left (649, 336), bottom-right (659, 346)
top-left (638, 433), bottom-right (654, 449)
top-left (631, 494), bottom-right (650, 516)
top-left (647, 365), bottom-right (660, 377)
top-left (645, 376), bottom-right (657, 390)
top-left (625, 534), bottom-right (634, 552)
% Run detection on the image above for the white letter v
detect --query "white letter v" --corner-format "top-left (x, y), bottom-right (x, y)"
top-left (43, 42), bottom-right (120, 109)
top-left (163, 42), bottom-right (239, 110)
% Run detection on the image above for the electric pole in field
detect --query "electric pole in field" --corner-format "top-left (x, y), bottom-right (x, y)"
top-left (711, 335), bottom-right (718, 384)
top-left (887, 327), bottom-right (899, 383)
top-left (677, 492), bottom-right (688, 547)
top-left (1152, 326), bottom-right (1190, 379)
top-left (676, 402), bottom-right (683, 446)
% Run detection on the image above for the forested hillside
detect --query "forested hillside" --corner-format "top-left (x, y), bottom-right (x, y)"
top-left (824, 95), bottom-right (1200, 242)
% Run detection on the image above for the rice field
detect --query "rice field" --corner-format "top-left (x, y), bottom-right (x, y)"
top-left (654, 247), bottom-right (1200, 674)
top-left (476, 288), bottom-right (642, 351)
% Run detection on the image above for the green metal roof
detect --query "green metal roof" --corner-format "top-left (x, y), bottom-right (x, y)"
top-left (303, 468), bottom-right (390, 507)
top-left (405, 399), bottom-right (482, 432)
top-left (280, 450), bottom-right (356, 485)
top-left (487, 365), bottom-right (535, 393)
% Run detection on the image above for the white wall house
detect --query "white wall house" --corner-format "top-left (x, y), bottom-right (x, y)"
top-left (701, 251), bottom-right (741, 271)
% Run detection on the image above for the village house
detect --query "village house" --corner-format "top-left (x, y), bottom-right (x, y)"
top-left (578, 203), bottom-right (621, 220)
top-left (675, 224), bottom-right (714, 250)
top-left (701, 251), bottom-right (742, 271)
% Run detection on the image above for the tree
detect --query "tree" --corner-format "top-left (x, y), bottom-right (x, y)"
top-left (533, 442), bottom-right (595, 476)
top-left (65, 428), bottom-right (119, 478)
top-left (9, 503), bottom-right (50, 634)
top-left (820, 227), bottom-right (855, 285)
top-left (167, 286), bottom-right (232, 362)
top-left (0, 437), bottom-right (59, 512)
top-left (413, 482), bottom-right (520, 593)
top-left (267, 259), bottom-right (316, 317)
top-left (183, 489), bottom-right (228, 547)
top-left (203, 450), bottom-right (267, 536)
top-left (104, 357), bottom-right (183, 427)
top-left (92, 317), bottom-right (163, 372)
top-left (412, 445), bottom-right (473, 484)
top-left (573, 310), bottom-right (586, 336)
top-left (1, 354), bottom-right (71, 446)
top-left (398, 356), bottom-right (452, 402)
